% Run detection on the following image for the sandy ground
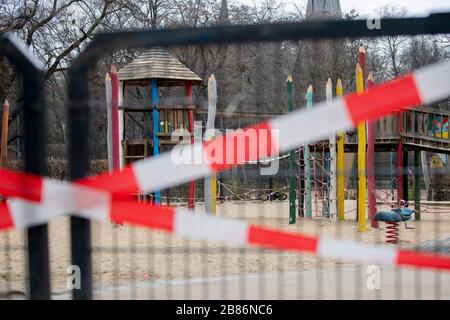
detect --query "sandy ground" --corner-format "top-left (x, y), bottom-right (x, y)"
top-left (1, 199), bottom-right (449, 299)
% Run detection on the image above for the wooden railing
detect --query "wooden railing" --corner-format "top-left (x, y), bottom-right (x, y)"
top-left (342, 108), bottom-right (450, 152)
top-left (402, 108), bottom-right (450, 139)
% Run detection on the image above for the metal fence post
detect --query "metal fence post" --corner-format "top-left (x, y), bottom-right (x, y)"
top-left (0, 34), bottom-right (50, 299)
top-left (68, 68), bottom-right (93, 300)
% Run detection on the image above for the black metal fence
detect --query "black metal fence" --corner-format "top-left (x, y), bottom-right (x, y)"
top-left (1, 13), bottom-right (450, 300)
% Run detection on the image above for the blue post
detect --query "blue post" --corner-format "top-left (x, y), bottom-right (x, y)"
top-left (152, 79), bottom-right (161, 204)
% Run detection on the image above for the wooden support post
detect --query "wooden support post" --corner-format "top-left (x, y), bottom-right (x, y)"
top-left (110, 66), bottom-right (120, 171)
top-left (1, 99), bottom-right (9, 168)
top-left (152, 79), bottom-right (161, 204)
top-left (356, 63), bottom-right (367, 232)
top-left (186, 81), bottom-right (195, 209)
top-left (305, 85), bottom-right (313, 218)
top-left (287, 76), bottom-right (296, 224)
top-left (367, 74), bottom-right (378, 228)
top-left (403, 150), bottom-right (409, 202)
top-left (421, 151), bottom-right (431, 201)
top-left (326, 78), bottom-right (337, 219)
top-left (336, 79), bottom-right (345, 221)
top-left (414, 150), bottom-right (421, 220)
top-left (396, 119), bottom-right (404, 202)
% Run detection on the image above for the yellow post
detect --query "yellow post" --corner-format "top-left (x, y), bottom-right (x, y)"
top-left (336, 80), bottom-right (345, 221)
top-left (356, 63), bottom-right (367, 232)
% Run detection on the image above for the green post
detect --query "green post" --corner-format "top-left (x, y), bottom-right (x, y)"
top-left (287, 76), bottom-right (296, 224)
top-left (298, 148), bottom-right (305, 217)
top-left (414, 150), bottom-right (421, 220)
top-left (305, 85), bottom-right (313, 218)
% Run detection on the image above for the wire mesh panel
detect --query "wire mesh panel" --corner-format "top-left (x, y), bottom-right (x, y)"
top-left (1, 10), bottom-right (450, 301)
top-left (77, 38), bottom-right (450, 300)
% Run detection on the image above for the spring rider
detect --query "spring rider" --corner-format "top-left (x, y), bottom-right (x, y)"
top-left (374, 200), bottom-right (414, 244)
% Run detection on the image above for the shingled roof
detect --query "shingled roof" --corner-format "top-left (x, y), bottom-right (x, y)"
top-left (118, 48), bottom-right (202, 87)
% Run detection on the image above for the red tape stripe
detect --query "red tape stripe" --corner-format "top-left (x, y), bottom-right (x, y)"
top-left (77, 166), bottom-right (140, 195)
top-left (0, 169), bottom-right (42, 202)
top-left (209, 123), bottom-right (277, 171)
top-left (110, 201), bottom-right (174, 232)
top-left (0, 203), bottom-right (13, 230)
top-left (345, 74), bottom-right (422, 124)
top-left (397, 249), bottom-right (450, 271)
top-left (248, 225), bottom-right (318, 253)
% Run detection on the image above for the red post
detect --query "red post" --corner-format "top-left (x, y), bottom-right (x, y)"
top-left (367, 75), bottom-right (378, 228)
top-left (186, 81), bottom-right (195, 208)
top-left (110, 65), bottom-right (120, 170)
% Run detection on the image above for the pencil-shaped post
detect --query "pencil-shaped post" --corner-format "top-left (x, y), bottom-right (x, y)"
top-left (205, 75), bottom-right (217, 215)
top-left (152, 79), bottom-right (161, 204)
top-left (367, 73), bottom-right (379, 228)
top-left (336, 79), bottom-right (345, 221)
top-left (356, 63), bottom-right (367, 232)
top-left (287, 76), bottom-right (296, 224)
top-left (105, 74), bottom-right (113, 171)
top-left (305, 85), bottom-right (313, 218)
top-left (326, 78), bottom-right (337, 219)
top-left (110, 66), bottom-right (120, 171)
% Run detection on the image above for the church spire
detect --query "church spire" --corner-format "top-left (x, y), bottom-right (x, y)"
top-left (219, 0), bottom-right (229, 24)
top-left (306, 0), bottom-right (342, 18)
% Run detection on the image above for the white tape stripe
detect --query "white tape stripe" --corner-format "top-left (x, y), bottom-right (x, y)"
top-left (133, 143), bottom-right (212, 192)
top-left (43, 180), bottom-right (111, 221)
top-left (413, 61), bottom-right (450, 105)
top-left (8, 199), bottom-right (66, 228)
top-left (270, 99), bottom-right (353, 152)
top-left (9, 197), bottom-right (110, 229)
top-left (317, 237), bottom-right (397, 266)
top-left (173, 208), bottom-right (249, 246)
top-left (9, 179), bottom-right (111, 228)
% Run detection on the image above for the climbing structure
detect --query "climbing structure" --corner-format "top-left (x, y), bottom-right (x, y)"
top-left (114, 48), bottom-right (202, 205)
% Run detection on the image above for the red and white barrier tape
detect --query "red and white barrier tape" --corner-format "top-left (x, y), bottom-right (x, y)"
top-left (1, 196), bottom-right (449, 271)
top-left (1, 61), bottom-right (450, 271)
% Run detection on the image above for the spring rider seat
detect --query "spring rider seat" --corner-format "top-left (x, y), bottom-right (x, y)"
top-left (374, 201), bottom-right (414, 244)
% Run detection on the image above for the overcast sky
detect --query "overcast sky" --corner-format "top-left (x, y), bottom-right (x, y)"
top-left (339, 0), bottom-right (450, 16)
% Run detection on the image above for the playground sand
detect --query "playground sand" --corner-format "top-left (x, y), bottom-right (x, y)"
top-left (1, 200), bottom-right (450, 297)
